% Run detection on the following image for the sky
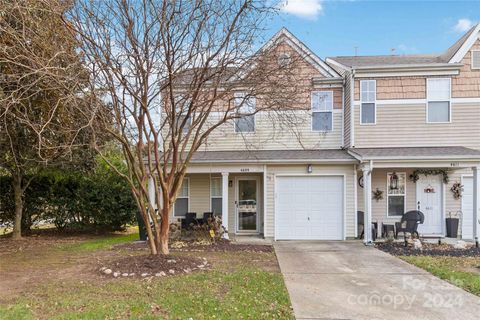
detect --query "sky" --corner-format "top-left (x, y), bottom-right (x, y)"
top-left (264, 0), bottom-right (480, 58)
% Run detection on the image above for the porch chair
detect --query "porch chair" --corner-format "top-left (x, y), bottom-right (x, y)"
top-left (395, 210), bottom-right (425, 245)
top-left (357, 211), bottom-right (378, 241)
top-left (183, 212), bottom-right (198, 230)
top-left (202, 212), bottom-right (213, 225)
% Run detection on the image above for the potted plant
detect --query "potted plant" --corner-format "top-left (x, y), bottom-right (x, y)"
top-left (446, 211), bottom-right (460, 238)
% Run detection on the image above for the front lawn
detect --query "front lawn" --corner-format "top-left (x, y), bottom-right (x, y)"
top-left (400, 256), bottom-right (480, 297)
top-left (0, 232), bottom-right (293, 319)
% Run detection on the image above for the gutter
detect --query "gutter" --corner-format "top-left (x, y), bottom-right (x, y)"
top-left (352, 63), bottom-right (463, 73)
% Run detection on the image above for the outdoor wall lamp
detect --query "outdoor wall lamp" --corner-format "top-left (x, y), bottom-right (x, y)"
top-left (307, 164), bottom-right (313, 173)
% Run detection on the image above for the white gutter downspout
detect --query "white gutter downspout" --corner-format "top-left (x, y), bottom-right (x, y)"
top-left (350, 70), bottom-right (355, 147)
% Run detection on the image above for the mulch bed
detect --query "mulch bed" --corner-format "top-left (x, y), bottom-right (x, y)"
top-left (114, 239), bottom-right (273, 253)
top-left (377, 242), bottom-right (480, 257)
top-left (99, 254), bottom-right (207, 278)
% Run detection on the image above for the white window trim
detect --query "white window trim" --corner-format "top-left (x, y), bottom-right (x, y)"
top-left (472, 50), bottom-right (480, 70)
top-left (311, 90), bottom-right (334, 132)
top-left (233, 92), bottom-right (256, 134)
top-left (359, 80), bottom-right (377, 125)
top-left (426, 78), bottom-right (452, 124)
top-left (173, 177), bottom-right (190, 218)
top-left (210, 177), bottom-right (223, 213)
top-left (386, 172), bottom-right (406, 218)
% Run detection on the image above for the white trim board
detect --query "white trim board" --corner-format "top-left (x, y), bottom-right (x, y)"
top-left (450, 25), bottom-right (480, 63)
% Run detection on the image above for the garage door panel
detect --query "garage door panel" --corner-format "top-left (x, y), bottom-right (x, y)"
top-left (276, 176), bottom-right (344, 240)
top-left (462, 177), bottom-right (480, 240)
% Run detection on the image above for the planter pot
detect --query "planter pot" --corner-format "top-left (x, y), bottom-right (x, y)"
top-left (446, 218), bottom-right (459, 238)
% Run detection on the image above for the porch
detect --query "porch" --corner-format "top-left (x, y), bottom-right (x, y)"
top-left (350, 147), bottom-right (480, 245)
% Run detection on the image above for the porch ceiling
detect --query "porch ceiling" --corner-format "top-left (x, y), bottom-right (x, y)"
top-left (348, 146), bottom-right (480, 161)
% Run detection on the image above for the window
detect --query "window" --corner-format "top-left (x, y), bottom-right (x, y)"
top-left (427, 78), bottom-right (451, 123)
top-left (173, 178), bottom-right (189, 217)
top-left (472, 50), bottom-right (480, 69)
top-left (387, 172), bottom-right (406, 217)
top-left (210, 177), bottom-right (222, 215)
top-left (234, 93), bottom-right (256, 133)
top-left (311, 91), bottom-right (333, 131)
top-left (174, 94), bottom-right (191, 132)
top-left (360, 80), bottom-right (376, 124)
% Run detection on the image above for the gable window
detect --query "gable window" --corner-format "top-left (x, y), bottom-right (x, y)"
top-left (387, 172), bottom-right (406, 217)
top-left (234, 93), bottom-right (256, 133)
top-left (472, 50), bottom-right (480, 69)
top-left (210, 177), bottom-right (222, 216)
top-left (175, 94), bottom-right (191, 132)
top-left (311, 91), bottom-right (333, 131)
top-left (173, 178), bottom-right (189, 217)
top-left (427, 78), bottom-right (451, 123)
top-left (360, 80), bottom-right (376, 124)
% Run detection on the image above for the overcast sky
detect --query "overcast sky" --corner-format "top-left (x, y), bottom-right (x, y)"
top-left (265, 0), bottom-right (480, 58)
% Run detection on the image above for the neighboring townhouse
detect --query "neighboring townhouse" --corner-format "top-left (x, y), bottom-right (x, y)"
top-left (166, 26), bottom-right (480, 243)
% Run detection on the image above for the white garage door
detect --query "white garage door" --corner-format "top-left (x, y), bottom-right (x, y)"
top-left (462, 176), bottom-right (480, 240)
top-left (276, 176), bottom-right (344, 240)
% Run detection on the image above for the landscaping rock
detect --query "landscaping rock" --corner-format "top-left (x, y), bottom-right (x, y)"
top-left (184, 268), bottom-right (191, 273)
top-left (103, 268), bottom-right (112, 275)
top-left (155, 271), bottom-right (166, 277)
top-left (167, 259), bottom-right (176, 264)
top-left (113, 272), bottom-right (120, 277)
top-left (141, 273), bottom-right (149, 277)
top-left (122, 273), bottom-right (129, 277)
top-left (413, 239), bottom-right (423, 250)
top-left (100, 267), bottom-right (107, 272)
top-left (129, 273), bottom-right (135, 277)
top-left (454, 240), bottom-right (470, 249)
top-left (168, 269), bottom-right (175, 274)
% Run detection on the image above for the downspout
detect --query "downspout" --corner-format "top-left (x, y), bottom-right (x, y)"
top-left (365, 160), bottom-right (374, 245)
top-left (350, 70), bottom-right (355, 147)
top-left (341, 77), bottom-right (345, 147)
top-left (353, 164), bottom-right (358, 238)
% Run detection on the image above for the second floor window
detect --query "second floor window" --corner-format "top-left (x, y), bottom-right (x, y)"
top-left (311, 91), bottom-right (333, 131)
top-left (360, 80), bottom-right (376, 124)
top-left (174, 94), bottom-right (191, 132)
top-left (234, 93), bottom-right (256, 133)
top-left (472, 50), bottom-right (480, 69)
top-left (427, 78), bottom-right (451, 123)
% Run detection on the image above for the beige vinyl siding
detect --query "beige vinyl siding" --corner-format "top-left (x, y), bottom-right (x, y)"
top-left (265, 164), bottom-right (356, 238)
top-left (357, 168), bottom-right (467, 235)
top-left (202, 111), bottom-right (343, 151)
top-left (353, 103), bottom-right (480, 149)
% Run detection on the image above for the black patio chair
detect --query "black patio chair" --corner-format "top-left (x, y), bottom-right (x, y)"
top-left (357, 210), bottom-right (377, 241)
top-left (203, 212), bottom-right (213, 225)
top-left (395, 210), bottom-right (425, 245)
top-left (183, 212), bottom-right (198, 230)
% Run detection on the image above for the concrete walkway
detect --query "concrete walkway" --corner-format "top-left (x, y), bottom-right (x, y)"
top-left (275, 241), bottom-right (480, 320)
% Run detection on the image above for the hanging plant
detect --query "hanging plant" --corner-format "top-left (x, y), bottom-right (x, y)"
top-left (372, 188), bottom-right (384, 201)
top-left (450, 182), bottom-right (464, 200)
top-left (409, 169), bottom-right (450, 184)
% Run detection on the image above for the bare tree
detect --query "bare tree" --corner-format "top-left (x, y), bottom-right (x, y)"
top-left (0, 0), bottom-right (99, 239)
top-left (68, 0), bottom-right (304, 255)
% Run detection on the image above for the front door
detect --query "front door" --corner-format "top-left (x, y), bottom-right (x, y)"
top-left (236, 177), bottom-right (259, 233)
top-left (416, 175), bottom-right (443, 235)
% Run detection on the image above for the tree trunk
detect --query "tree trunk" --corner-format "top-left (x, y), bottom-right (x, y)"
top-left (159, 205), bottom-right (170, 255)
top-left (12, 174), bottom-right (24, 240)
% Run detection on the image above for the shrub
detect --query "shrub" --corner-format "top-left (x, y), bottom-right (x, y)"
top-left (0, 168), bottom-right (137, 233)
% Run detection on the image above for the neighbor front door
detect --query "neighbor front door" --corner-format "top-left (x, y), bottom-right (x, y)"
top-left (236, 177), bottom-right (259, 233)
top-left (416, 175), bottom-right (443, 235)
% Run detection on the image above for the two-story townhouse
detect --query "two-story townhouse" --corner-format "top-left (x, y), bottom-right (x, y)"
top-left (162, 26), bottom-right (480, 244)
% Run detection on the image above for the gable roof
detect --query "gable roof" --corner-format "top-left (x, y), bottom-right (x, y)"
top-left (261, 28), bottom-right (340, 78)
top-left (327, 23), bottom-right (480, 69)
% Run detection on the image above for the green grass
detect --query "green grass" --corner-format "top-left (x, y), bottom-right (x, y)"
top-left (401, 256), bottom-right (480, 296)
top-left (0, 268), bottom-right (292, 319)
top-left (0, 232), bottom-right (293, 319)
top-left (60, 232), bottom-right (139, 252)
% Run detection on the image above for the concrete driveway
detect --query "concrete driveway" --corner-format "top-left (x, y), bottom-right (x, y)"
top-left (275, 241), bottom-right (480, 320)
